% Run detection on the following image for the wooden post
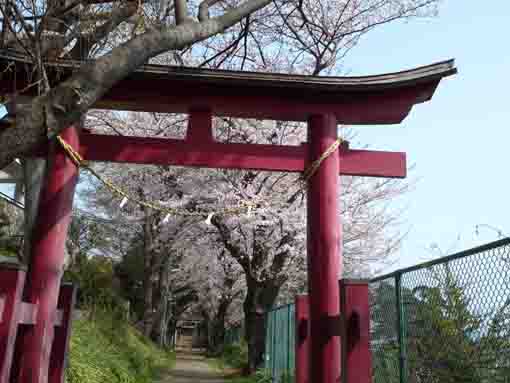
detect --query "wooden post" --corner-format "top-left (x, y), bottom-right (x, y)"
top-left (187, 109), bottom-right (214, 144)
top-left (340, 279), bottom-right (372, 383)
top-left (49, 284), bottom-right (78, 383)
top-left (295, 295), bottom-right (310, 383)
top-left (18, 126), bottom-right (80, 383)
top-left (0, 264), bottom-right (26, 383)
top-left (307, 114), bottom-right (341, 383)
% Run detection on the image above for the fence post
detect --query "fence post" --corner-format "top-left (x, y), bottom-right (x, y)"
top-left (339, 279), bottom-right (372, 383)
top-left (287, 304), bottom-right (291, 380)
top-left (295, 296), bottom-right (310, 383)
top-left (395, 273), bottom-right (407, 383)
top-left (49, 284), bottom-right (78, 383)
top-left (0, 264), bottom-right (26, 383)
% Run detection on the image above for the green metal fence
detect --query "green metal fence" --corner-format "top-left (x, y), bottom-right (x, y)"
top-left (265, 303), bottom-right (295, 382)
top-left (263, 238), bottom-right (510, 382)
top-left (371, 238), bottom-right (510, 383)
top-left (225, 325), bottom-right (243, 345)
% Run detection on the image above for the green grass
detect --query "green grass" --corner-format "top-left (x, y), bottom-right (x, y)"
top-left (207, 343), bottom-right (249, 380)
top-left (217, 342), bottom-right (249, 371)
top-left (67, 310), bottom-right (175, 383)
top-left (207, 343), bottom-right (272, 383)
top-left (228, 377), bottom-right (258, 383)
top-left (0, 249), bottom-right (18, 259)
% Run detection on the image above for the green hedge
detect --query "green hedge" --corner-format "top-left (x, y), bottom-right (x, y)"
top-left (67, 310), bottom-right (174, 383)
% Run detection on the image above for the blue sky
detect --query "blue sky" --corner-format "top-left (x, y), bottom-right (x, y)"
top-left (343, 1), bottom-right (510, 271)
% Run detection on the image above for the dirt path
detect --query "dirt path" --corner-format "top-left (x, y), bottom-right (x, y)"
top-left (163, 351), bottom-right (227, 383)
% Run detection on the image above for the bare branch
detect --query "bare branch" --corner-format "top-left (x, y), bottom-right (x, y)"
top-left (0, 0), bottom-right (273, 168)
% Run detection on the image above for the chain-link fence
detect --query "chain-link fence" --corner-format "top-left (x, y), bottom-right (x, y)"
top-left (265, 303), bottom-right (295, 382)
top-left (263, 238), bottom-right (510, 382)
top-left (371, 238), bottom-right (510, 383)
top-left (225, 325), bottom-right (244, 345)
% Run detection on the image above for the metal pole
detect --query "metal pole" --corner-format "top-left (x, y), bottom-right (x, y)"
top-left (307, 114), bottom-right (341, 383)
top-left (395, 273), bottom-right (407, 383)
top-left (287, 304), bottom-right (292, 381)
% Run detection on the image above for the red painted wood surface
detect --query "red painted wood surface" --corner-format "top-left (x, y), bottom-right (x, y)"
top-left (340, 280), bottom-right (372, 383)
top-left (0, 59), bottom-right (451, 122)
top-left (18, 126), bottom-right (80, 383)
top-left (19, 302), bottom-right (38, 325)
top-left (34, 133), bottom-right (406, 178)
top-left (49, 284), bottom-right (78, 383)
top-left (0, 266), bottom-right (26, 383)
top-left (187, 110), bottom-right (214, 144)
top-left (306, 114), bottom-right (342, 383)
top-left (295, 295), bottom-right (310, 383)
top-left (98, 80), bottom-right (433, 123)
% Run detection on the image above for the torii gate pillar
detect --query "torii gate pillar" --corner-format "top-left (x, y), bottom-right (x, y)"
top-left (17, 126), bottom-right (80, 383)
top-left (307, 114), bottom-right (342, 383)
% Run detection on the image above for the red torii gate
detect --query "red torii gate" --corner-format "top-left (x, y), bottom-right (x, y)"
top-left (0, 56), bottom-right (455, 383)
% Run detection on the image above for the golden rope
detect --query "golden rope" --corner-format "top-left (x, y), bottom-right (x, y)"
top-left (56, 135), bottom-right (343, 218)
top-left (57, 136), bottom-right (254, 218)
top-left (301, 138), bottom-right (343, 182)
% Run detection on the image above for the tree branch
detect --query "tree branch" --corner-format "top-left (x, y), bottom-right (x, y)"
top-left (0, 0), bottom-right (273, 168)
top-left (174, 0), bottom-right (191, 24)
top-left (198, 0), bottom-right (222, 22)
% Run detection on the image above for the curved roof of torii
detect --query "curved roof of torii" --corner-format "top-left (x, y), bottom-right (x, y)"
top-left (0, 49), bottom-right (456, 123)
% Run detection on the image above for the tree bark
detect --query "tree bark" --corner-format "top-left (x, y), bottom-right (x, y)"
top-left (151, 255), bottom-right (172, 345)
top-left (22, 158), bottom-right (46, 264)
top-left (243, 276), bottom-right (280, 373)
top-left (209, 297), bottom-right (231, 355)
top-left (142, 207), bottom-right (156, 337)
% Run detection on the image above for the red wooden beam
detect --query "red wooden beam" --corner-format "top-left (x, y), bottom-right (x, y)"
top-left (340, 279), bottom-right (373, 383)
top-left (98, 80), bottom-right (429, 123)
top-left (49, 284), bottom-right (78, 383)
top-left (0, 265), bottom-right (26, 383)
top-left (19, 302), bottom-right (38, 325)
top-left (295, 295), bottom-right (310, 383)
top-left (187, 110), bottom-right (214, 144)
top-left (36, 133), bottom-right (405, 178)
top-left (0, 58), bottom-right (455, 122)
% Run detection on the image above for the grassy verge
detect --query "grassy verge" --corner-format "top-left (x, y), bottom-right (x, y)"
top-left (67, 310), bottom-right (175, 383)
top-left (228, 377), bottom-right (258, 383)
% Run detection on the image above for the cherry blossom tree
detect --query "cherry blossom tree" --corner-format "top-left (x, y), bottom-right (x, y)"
top-left (0, 0), bottom-right (444, 369)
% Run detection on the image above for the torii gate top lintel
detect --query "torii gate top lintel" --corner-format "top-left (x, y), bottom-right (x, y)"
top-left (0, 54), bottom-right (456, 123)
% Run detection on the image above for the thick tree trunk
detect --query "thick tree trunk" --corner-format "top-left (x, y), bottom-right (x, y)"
top-left (151, 256), bottom-right (171, 346)
top-left (243, 278), bottom-right (280, 373)
top-left (209, 298), bottom-right (230, 355)
top-left (22, 158), bottom-right (46, 263)
top-left (142, 207), bottom-right (156, 337)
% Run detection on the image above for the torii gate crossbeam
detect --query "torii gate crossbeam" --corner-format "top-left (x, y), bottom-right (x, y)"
top-left (0, 54), bottom-right (456, 383)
